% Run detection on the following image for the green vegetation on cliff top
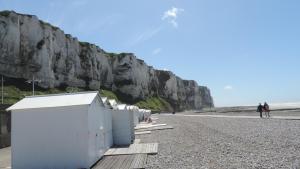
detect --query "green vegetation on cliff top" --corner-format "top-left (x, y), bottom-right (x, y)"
top-left (1, 85), bottom-right (117, 105)
top-left (0, 11), bottom-right (11, 17)
top-left (1, 85), bottom-right (84, 104)
top-left (135, 97), bottom-right (172, 112)
top-left (100, 89), bottom-right (119, 101)
top-left (1, 85), bottom-right (169, 112)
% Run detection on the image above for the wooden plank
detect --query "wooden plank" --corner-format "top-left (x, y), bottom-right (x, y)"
top-left (104, 148), bottom-right (116, 155)
top-left (149, 144), bottom-right (153, 153)
top-left (135, 131), bottom-right (151, 135)
top-left (136, 125), bottom-right (173, 132)
top-left (134, 139), bottom-right (141, 144)
top-left (119, 155), bottom-right (131, 169)
top-left (114, 155), bottom-right (128, 169)
top-left (93, 156), bottom-right (112, 169)
top-left (115, 147), bottom-right (126, 155)
top-left (102, 157), bottom-right (113, 169)
top-left (131, 154), bottom-right (147, 169)
top-left (135, 123), bottom-right (167, 130)
top-left (152, 143), bottom-right (158, 155)
top-left (131, 155), bottom-right (140, 168)
top-left (104, 143), bottom-right (158, 156)
top-left (94, 155), bottom-right (141, 169)
top-left (139, 154), bottom-right (147, 168)
top-left (126, 155), bottom-right (135, 169)
top-left (131, 144), bottom-right (137, 154)
top-left (109, 155), bottom-right (121, 169)
top-left (95, 152), bottom-right (150, 168)
top-left (108, 155), bottom-right (119, 169)
top-left (122, 154), bottom-right (134, 169)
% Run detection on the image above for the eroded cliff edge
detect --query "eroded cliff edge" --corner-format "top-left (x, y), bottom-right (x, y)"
top-left (0, 11), bottom-right (214, 111)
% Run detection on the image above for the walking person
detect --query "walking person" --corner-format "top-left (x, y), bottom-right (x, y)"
top-left (263, 102), bottom-right (270, 118)
top-left (257, 103), bottom-right (263, 118)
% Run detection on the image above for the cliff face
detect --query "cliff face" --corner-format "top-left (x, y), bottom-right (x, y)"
top-left (0, 11), bottom-right (214, 111)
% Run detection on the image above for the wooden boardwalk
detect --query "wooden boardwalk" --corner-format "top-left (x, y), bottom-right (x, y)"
top-left (93, 154), bottom-right (147, 169)
top-left (104, 143), bottom-right (158, 156)
top-left (95, 140), bottom-right (158, 168)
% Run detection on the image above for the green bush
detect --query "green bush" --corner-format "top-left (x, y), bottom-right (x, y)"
top-left (135, 97), bottom-right (172, 112)
top-left (100, 89), bottom-right (119, 101)
top-left (66, 87), bottom-right (83, 93)
top-left (0, 11), bottom-right (11, 17)
top-left (1, 83), bottom-right (172, 113)
top-left (105, 52), bottom-right (118, 58)
top-left (1, 85), bottom-right (67, 104)
top-left (1, 84), bottom-right (120, 105)
top-left (104, 52), bottom-right (131, 59)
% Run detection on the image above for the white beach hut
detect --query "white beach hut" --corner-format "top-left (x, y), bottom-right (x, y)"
top-left (127, 105), bottom-right (140, 126)
top-left (7, 91), bottom-right (112, 169)
top-left (111, 104), bottom-right (135, 146)
top-left (144, 109), bottom-right (152, 120)
top-left (138, 109), bottom-right (146, 122)
top-left (101, 97), bottom-right (113, 109)
top-left (137, 109), bottom-right (152, 122)
top-left (108, 99), bottom-right (118, 110)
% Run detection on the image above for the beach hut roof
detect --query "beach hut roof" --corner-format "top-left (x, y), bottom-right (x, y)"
top-left (108, 99), bottom-right (117, 106)
top-left (116, 104), bottom-right (127, 110)
top-left (7, 91), bottom-right (101, 111)
top-left (101, 97), bottom-right (108, 103)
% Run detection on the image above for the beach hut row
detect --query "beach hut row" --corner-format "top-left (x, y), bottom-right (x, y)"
top-left (101, 97), bottom-right (152, 126)
top-left (7, 91), bottom-right (152, 169)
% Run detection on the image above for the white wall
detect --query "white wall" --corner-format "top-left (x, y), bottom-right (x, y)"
top-left (111, 110), bottom-right (134, 146)
top-left (138, 111), bottom-right (144, 122)
top-left (87, 97), bottom-right (112, 166)
top-left (12, 105), bottom-right (89, 169)
top-left (104, 109), bottom-right (113, 148)
top-left (129, 111), bottom-right (135, 141)
top-left (133, 111), bottom-right (139, 126)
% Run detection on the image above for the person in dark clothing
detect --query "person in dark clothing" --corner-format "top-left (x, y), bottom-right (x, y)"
top-left (257, 103), bottom-right (263, 118)
top-left (263, 102), bottom-right (270, 118)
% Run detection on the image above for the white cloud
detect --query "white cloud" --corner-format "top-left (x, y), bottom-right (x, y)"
top-left (152, 48), bottom-right (162, 55)
top-left (162, 7), bottom-right (184, 28)
top-left (163, 68), bottom-right (169, 71)
top-left (224, 85), bottom-right (233, 90)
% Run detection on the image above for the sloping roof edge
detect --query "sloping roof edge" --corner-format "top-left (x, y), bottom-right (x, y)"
top-left (7, 91), bottom-right (100, 111)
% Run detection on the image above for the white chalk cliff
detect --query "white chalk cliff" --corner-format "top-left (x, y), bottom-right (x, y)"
top-left (0, 11), bottom-right (214, 111)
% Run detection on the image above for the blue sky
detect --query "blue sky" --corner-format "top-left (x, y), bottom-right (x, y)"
top-left (1, 0), bottom-right (300, 106)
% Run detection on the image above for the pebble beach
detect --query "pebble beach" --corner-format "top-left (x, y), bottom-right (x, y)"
top-left (138, 111), bottom-right (300, 169)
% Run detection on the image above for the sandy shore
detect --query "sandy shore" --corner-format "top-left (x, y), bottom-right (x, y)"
top-left (137, 111), bottom-right (300, 169)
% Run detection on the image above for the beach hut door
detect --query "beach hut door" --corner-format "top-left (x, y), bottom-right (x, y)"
top-left (96, 127), bottom-right (105, 157)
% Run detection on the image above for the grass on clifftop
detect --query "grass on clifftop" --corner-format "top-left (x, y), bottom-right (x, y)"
top-left (105, 52), bottom-right (133, 59)
top-left (1, 85), bottom-right (120, 105)
top-left (0, 11), bottom-right (11, 17)
top-left (2, 85), bottom-right (63, 104)
top-left (1, 86), bottom-right (85, 105)
top-left (135, 97), bottom-right (172, 112)
top-left (1, 82), bottom-right (171, 113)
top-left (100, 89), bottom-right (119, 101)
